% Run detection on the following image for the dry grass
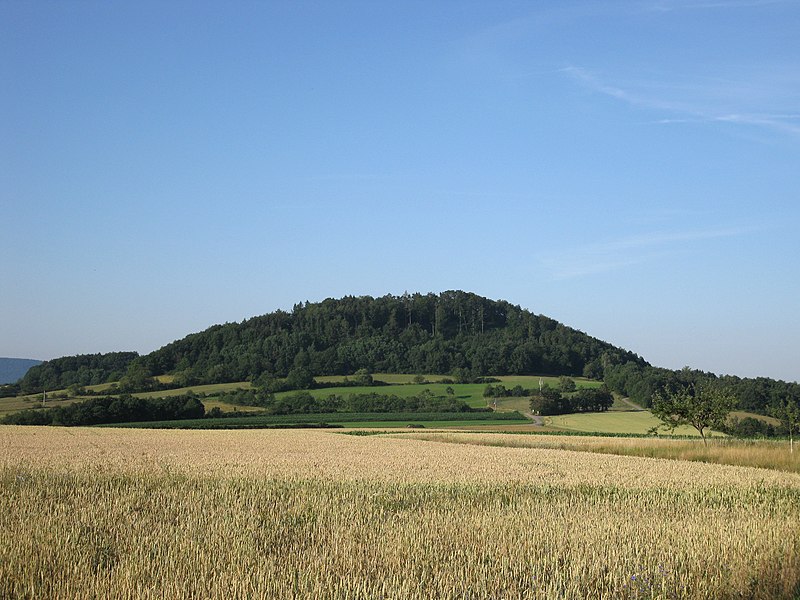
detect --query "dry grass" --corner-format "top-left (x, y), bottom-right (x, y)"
top-left (1, 426), bottom-right (799, 599)
top-left (402, 432), bottom-right (800, 474)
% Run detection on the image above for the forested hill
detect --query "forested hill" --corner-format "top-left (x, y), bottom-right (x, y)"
top-left (19, 352), bottom-right (139, 393)
top-left (134, 291), bottom-right (646, 386)
top-left (14, 292), bottom-right (797, 415)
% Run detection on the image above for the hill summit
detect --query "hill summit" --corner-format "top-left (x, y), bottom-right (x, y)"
top-left (135, 291), bottom-right (646, 386)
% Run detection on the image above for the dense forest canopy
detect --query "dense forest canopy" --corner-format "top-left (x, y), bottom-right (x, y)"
top-left (133, 291), bottom-right (645, 385)
top-left (602, 361), bottom-right (800, 413)
top-left (19, 352), bottom-right (139, 393)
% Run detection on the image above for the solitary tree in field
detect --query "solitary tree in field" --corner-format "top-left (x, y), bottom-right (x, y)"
top-left (771, 396), bottom-right (800, 453)
top-left (559, 376), bottom-right (577, 393)
top-left (650, 383), bottom-right (737, 446)
top-left (353, 368), bottom-right (373, 386)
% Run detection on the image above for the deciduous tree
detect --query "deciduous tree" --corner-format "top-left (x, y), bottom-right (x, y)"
top-left (771, 396), bottom-right (800, 453)
top-left (650, 384), bottom-right (737, 445)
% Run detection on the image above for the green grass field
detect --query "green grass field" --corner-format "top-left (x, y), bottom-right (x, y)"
top-left (196, 398), bottom-right (263, 413)
top-left (278, 374), bottom-right (602, 410)
top-left (729, 410), bottom-right (781, 426)
top-left (315, 373), bottom-right (438, 384)
top-left (545, 409), bottom-right (714, 437)
top-left (337, 419), bottom-right (528, 428)
top-left (135, 381), bottom-right (253, 399)
top-left (276, 382), bottom-right (489, 408)
top-left (490, 397), bottom-right (533, 413)
top-left (492, 375), bottom-right (602, 389)
top-left (316, 373), bottom-right (602, 388)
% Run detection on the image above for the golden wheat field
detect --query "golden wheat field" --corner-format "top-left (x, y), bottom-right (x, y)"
top-left (403, 432), bottom-right (800, 474)
top-left (1, 426), bottom-right (799, 599)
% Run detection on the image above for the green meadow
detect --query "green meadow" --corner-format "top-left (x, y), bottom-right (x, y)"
top-left (546, 409), bottom-right (710, 437)
top-left (0, 374), bottom-right (735, 438)
top-left (298, 374), bottom-right (602, 410)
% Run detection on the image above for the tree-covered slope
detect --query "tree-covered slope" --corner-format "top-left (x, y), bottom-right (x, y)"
top-left (603, 360), bottom-right (800, 414)
top-left (135, 291), bottom-right (647, 385)
top-left (19, 352), bottom-right (139, 393)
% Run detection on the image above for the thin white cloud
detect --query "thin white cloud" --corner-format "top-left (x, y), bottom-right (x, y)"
top-left (713, 113), bottom-right (800, 135)
top-left (539, 226), bottom-right (752, 279)
top-left (563, 66), bottom-right (800, 137)
top-left (562, 67), bottom-right (698, 114)
top-left (644, 0), bottom-right (789, 11)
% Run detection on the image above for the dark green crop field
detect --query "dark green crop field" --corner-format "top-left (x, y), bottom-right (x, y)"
top-left (100, 410), bottom-right (529, 429)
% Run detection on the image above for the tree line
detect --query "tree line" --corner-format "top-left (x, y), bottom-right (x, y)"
top-left (604, 362), bottom-right (800, 416)
top-left (1, 394), bottom-right (204, 426)
top-left (215, 389), bottom-right (484, 415)
top-left (18, 352), bottom-right (139, 394)
top-left (529, 387), bottom-right (614, 416)
top-left (482, 378), bottom-right (613, 416)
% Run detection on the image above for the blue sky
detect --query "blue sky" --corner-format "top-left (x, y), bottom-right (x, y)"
top-left (2, 0), bottom-right (799, 382)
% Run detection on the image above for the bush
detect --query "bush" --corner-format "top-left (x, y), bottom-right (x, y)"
top-left (722, 416), bottom-right (783, 438)
top-left (530, 386), bottom-right (613, 416)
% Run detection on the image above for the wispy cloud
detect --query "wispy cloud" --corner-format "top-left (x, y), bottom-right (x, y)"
top-left (643, 0), bottom-right (790, 12)
top-left (538, 226), bottom-right (752, 279)
top-left (562, 66), bottom-right (800, 137)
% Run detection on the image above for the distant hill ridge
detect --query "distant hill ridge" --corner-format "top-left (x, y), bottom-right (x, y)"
top-left (0, 358), bottom-right (42, 384)
top-left (19, 291), bottom-right (646, 392)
